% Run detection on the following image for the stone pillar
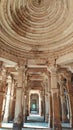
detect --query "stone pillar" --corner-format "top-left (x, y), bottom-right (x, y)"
top-left (0, 91), bottom-right (4, 127)
top-left (14, 65), bottom-right (24, 118)
top-left (45, 94), bottom-right (49, 122)
top-left (51, 66), bottom-right (62, 130)
top-left (59, 77), bottom-right (67, 122)
top-left (44, 78), bottom-right (49, 122)
top-left (48, 74), bottom-right (53, 128)
top-left (0, 66), bottom-right (6, 125)
top-left (0, 72), bottom-right (3, 127)
top-left (39, 92), bottom-right (41, 116)
top-left (3, 75), bottom-right (12, 122)
top-left (22, 66), bottom-right (27, 122)
top-left (0, 63), bottom-right (7, 126)
top-left (9, 79), bottom-right (15, 121)
top-left (49, 92), bottom-right (53, 128)
top-left (66, 73), bottom-right (73, 127)
top-left (0, 80), bottom-right (4, 126)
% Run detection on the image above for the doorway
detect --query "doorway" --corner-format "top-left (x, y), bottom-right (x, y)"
top-left (29, 90), bottom-right (41, 116)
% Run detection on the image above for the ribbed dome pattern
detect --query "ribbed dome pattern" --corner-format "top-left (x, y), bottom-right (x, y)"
top-left (0, 0), bottom-right (73, 57)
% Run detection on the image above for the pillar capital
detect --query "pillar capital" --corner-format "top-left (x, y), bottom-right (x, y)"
top-left (50, 65), bottom-right (57, 76)
top-left (47, 64), bottom-right (58, 77)
top-left (6, 75), bottom-right (12, 84)
top-left (0, 63), bottom-right (6, 82)
top-left (66, 72), bottom-right (72, 81)
top-left (16, 63), bottom-right (27, 75)
top-left (17, 65), bottom-right (25, 71)
top-left (17, 59), bottom-right (27, 68)
top-left (58, 75), bottom-right (65, 87)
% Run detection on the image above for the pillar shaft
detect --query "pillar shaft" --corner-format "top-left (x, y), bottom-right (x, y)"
top-left (61, 95), bottom-right (68, 122)
top-left (9, 80), bottom-right (15, 120)
top-left (14, 65), bottom-right (24, 118)
top-left (60, 81), bottom-right (68, 122)
top-left (48, 75), bottom-right (53, 128)
top-left (3, 75), bottom-right (12, 122)
top-left (15, 87), bottom-right (22, 118)
top-left (51, 66), bottom-right (62, 130)
top-left (22, 72), bottom-right (26, 117)
top-left (67, 74), bottom-right (73, 127)
top-left (0, 66), bottom-right (6, 125)
top-left (49, 92), bottom-right (53, 128)
top-left (44, 78), bottom-right (49, 122)
top-left (69, 93), bottom-right (73, 127)
top-left (0, 92), bottom-right (4, 127)
top-left (45, 95), bottom-right (49, 122)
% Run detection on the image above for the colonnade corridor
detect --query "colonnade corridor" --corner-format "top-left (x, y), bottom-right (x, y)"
top-left (0, 0), bottom-right (73, 129)
top-left (0, 58), bottom-right (73, 130)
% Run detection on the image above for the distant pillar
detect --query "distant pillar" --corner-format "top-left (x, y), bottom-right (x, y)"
top-left (0, 87), bottom-right (4, 126)
top-left (50, 66), bottom-right (62, 130)
top-left (44, 77), bottom-right (49, 122)
top-left (61, 85), bottom-right (66, 122)
top-left (47, 74), bottom-right (53, 128)
top-left (3, 75), bottom-right (12, 122)
top-left (66, 73), bottom-right (73, 127)
top-left (0, 66), bottom-right (6, 126)
top-left (39, 92), bottom-right (41, 116)
top-left (9, 80), bottom-right (15, 121)
top-left (59, 78), bottom-right (68, 123)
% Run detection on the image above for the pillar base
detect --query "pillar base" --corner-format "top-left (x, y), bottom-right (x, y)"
top-left (49, 116), bottom-right (53, 128)
top-left (54, 121), bottom-right (62, 130)
top-left (45, 114), bottom-right (48, 122)
top-left (62, 117), bottom-right (69, 123)
top-left (3, 117), bottom-right (9, 123)
top-left (70, 116), bottom-right (73, 128)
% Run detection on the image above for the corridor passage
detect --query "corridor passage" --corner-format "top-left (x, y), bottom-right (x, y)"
top-left (24, 115), bottom-right (48, 128)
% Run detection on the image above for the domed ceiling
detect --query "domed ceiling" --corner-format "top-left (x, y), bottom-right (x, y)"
top-left (0, 0), bottom-right (73, 58)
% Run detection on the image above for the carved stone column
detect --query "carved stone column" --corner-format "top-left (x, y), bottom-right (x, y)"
top-left (22, 67), bottom-right (27, 119)
top-left (66, 72), bottom-right (73, 127)
top-left (44, 77), bottom-right (49, 123)
top-left (0, 66), bottom-right (6, 126)
top-left (51, 66), bottom-right (62, 130)
top-left (48, 74), bottom-right (53, 128)
top-left (14, 65), bottom-right (24, 118)
top-left (9, 79), bottom-right (15, 121)
top-left (3, 75), bottom-right (12, 122)
top-left (59, 76), bottom-right (67, 122)
top-left (0, 81), bottom-right (4, 127)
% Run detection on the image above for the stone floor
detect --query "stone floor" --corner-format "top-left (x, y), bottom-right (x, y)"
top-left (0, 115), bottom-right (72, 130)
top-left (0, 122), bottom-right (73, 130)
top-left (0, 127), bottom-right (73, 130)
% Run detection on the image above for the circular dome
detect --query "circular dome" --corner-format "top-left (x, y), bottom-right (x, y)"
top-left (0, 0), bottom-right (73, 57)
